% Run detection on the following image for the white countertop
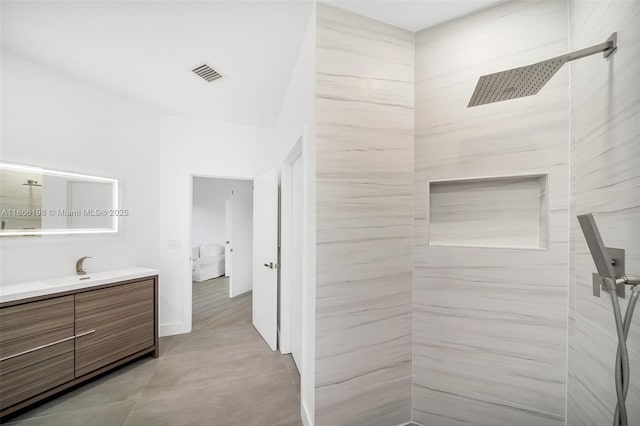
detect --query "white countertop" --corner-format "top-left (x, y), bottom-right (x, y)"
top-left (0, 267), bottom-right (158, 303)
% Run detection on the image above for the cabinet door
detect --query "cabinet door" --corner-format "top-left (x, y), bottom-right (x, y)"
top-left (0, 296), bottom-right (75, 410)
top-left (75, 280), bottom-right (154, 377)
top-left (0, 296), bottom-right (75, 361)
top-left (0, 351), bottom-right (74, 409)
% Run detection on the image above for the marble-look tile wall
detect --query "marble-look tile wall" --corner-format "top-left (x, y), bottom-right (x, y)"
top-left (567, 0), bottom-right (640, 424)
top-left (314, 4), bottom-right (414, 425)
top-left (413, 1), bottom-right (570, 424)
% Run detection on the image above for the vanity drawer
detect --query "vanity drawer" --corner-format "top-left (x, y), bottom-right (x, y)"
top-left (0, 296), bottom-right (75, 360)
top-left (75, 280), bottom-right (154, 377)
top-left (0, 351), bottom-right (74, 409)
top-left (0, 339), bottom-right (74, 376)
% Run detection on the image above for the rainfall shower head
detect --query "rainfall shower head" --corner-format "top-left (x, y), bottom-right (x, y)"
top-left (468, 32), bottom-right (617, 107)
top-left (468, 57), bottom-right (566, 107)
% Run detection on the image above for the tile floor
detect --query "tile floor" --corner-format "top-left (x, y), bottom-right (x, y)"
top-left (5, 277), bottom-right (302, 426)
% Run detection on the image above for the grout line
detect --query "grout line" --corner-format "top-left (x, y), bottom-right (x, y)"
top-left (410, 26), bottom-right (416, 425)
top-left (564, 1), bottom-right (573, 424)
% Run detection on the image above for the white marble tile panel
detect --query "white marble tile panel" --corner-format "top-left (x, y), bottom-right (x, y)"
top-left (413, 294), bottom-right (567, 416)
top-left (414, 0), bottom-right (570, 423)
top-left (413, 382), bottom-right (564, 426)
top-left (317, 73), bottom-right (414, 110)
top-left (316, 4), bottom-right (413, 425)
top-left (414, 128), bottom-right (570, 204)
top-left (317, 102), bottom-right (413, 135)
top-left (568, 1), bottom-right (640, 423)
top-left (413, 250), bottom-right (569, 310)
top-left (415, 1), bottom-right (569, 128)
top-left (571, 316), bottom-right (640, 425)
top-left (317, 373), bottom-right (412, 426)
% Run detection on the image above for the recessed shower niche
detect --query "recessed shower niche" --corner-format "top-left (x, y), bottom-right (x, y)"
top-left (428, 174), bottom-right (548, 249)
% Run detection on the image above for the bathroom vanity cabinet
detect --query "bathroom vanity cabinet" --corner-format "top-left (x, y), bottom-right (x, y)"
top-left (0, 275), bottom-right (158, 418)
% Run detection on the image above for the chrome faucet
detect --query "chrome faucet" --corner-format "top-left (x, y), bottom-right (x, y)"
top-left (76, 256), bottom-right (92, 275)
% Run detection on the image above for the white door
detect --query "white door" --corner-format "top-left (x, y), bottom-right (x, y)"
top-left (291, 154), bottom-right (304, 369)
top-left (225, 199), bottom-right (232, 278)
top-left (252, 168), bottom-right (279, 350)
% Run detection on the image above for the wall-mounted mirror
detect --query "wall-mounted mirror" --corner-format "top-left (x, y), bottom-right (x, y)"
top-left (0, 162), bottom-right (120, 236)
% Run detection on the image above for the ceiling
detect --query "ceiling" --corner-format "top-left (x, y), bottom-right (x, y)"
top-left (2, 1), bottom-right (501, 128)
top-left (325, 0), bottom-right (501, 32)
top-left (1, 1), bottom-right (314, 128)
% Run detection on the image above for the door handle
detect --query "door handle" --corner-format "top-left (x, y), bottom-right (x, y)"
top-left (263, 262), bottom-right (277, 269)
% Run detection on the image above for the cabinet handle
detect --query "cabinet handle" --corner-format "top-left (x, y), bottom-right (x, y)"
top-left (0, 335), bottom-right (76, 362)
top-left (75, 329), bottom-right (96, 338)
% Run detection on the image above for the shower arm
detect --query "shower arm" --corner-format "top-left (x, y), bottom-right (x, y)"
top-left (559, 32), bottom-right (617, 63)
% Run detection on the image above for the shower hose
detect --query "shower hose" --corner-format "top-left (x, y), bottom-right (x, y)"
top-left (605, 277), bottom-right (640, 426)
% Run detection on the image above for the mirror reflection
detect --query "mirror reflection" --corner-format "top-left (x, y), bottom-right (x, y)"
top-left (0, 163), bottom-right (119, 235)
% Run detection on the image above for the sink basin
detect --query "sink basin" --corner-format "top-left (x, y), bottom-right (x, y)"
top-left (1, 281), bottom-right (49, 293)
top-left (0, 267), bottom-right (158, 303)
top-left (42, 268), bottom-right (151, 287)
top-left (43, 276), bottom-right (94, 287)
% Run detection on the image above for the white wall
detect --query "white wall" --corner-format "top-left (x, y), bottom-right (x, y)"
top-left (0, 50), bottom-right (161, 286)
top-left (157, 116), bottom-right (275, 335)
top-left (0, 50), bottom-right (275, 338)
top-left (271, 5), bottom-right (316, 425)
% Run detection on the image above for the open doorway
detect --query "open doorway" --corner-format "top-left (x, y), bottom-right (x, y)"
top-left (190, 176), bottom-right (253, 328)
top-left (186, 174), bottom-right (301, 423)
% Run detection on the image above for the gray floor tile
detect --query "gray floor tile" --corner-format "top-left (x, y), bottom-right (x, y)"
top-left (157, 335), bottom-right (175, 358)
top-left (6, 401), bottom-right (136, 426)
top-left (8, 358), bottom-right (158, 420)
top-left (165, 324), bottom-right (266, 358)
top-left (126, 370), bottom-right (300, 426)
top-left (142, 346), bottom-right (289, 396)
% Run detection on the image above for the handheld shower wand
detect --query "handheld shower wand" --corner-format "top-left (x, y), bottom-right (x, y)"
top-left (577, 213), bottom-right (639, 426)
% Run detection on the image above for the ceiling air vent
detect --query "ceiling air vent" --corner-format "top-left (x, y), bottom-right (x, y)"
top-left (192, 63), bottom-right (222, 83)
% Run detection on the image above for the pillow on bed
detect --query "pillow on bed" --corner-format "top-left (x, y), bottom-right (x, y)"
top-left (201, 243), bottom-right (224, 257)
top-left (191, 245), bottom-right (200, 260)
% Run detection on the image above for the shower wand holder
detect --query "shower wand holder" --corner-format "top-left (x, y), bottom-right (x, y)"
top-left (593, 247), bottom-right (625, 298)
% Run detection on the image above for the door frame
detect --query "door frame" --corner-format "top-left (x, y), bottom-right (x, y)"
top-left (279, 137), bottom-right (303, 355)
top-left (224, 199), bottom-right (232, 279)
top-left (189, 174), bottom-right (253, 322)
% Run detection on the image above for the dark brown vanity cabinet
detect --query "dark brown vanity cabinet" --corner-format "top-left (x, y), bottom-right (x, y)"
top-left (0, 276), bottom-right (158, 418)
top-left (75, 279), bottom-right (155, 377)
